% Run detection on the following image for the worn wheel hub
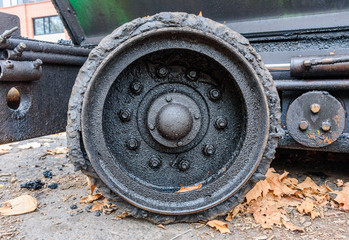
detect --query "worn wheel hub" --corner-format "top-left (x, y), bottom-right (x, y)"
top-left (147, 92), bottom-right (201, 148)
top-left (81, 29), bottom-right (270, 215)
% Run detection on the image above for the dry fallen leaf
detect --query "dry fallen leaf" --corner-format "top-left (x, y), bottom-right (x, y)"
top-left (297, 197), bottom-right (320, 219)
top-left (226, 204), bottom-right (244, 221)
top-left (198, 11), bottom-right (203, 17)
top-left (116, 211), bottom-right (130, 219)
top-left (157, 224), bottom-right (166, 230)
top-left (281, 219), bottom-right (304, 232)
top-left (207, 220), bottom-right (231, 234)
top-left (46, 146), bottom-right (68, 155)
top-left (80, 193), bottom-right (103, 204)
top-left (0, 195), bottom-right (37, 216)
top-left (336, 179), bottom-right (344, 187)
top-left (0, 144), bottom-right (12, 155)
top-left (176, 184), bottom-right (202, 193)
top-left (18, 142), bottom-right (42, 150)
top-left (334, 183), bottom-right (349, 211)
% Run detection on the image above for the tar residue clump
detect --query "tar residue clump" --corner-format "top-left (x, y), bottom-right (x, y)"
top-left (48, 183), bottom-right (58, 189)
top-left (20, 179), bottom-right (44, 190)
top-left (43, 170), bottom-right (53, 178)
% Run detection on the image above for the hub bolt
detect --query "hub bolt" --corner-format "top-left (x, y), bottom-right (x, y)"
top-left (299, 121), bottom-right (309, 131)
top-left (130, 81), bottom-right (143, 95)
top-left (119, 109), bottom-right (131, 122)
top-left (178, 159), bottom-right (190, 171)
top-left (148, 157), bottom-right (162, 169)
top-left (126, 138), bottom-right (139, 150)
top-left (165, 95), bottom-right (172, 102)
top-left (215, 116), bottom-right (228, 130)
top-left (208, 88), bottom-right (221, 101)
top-left (321, 121), bottom-right (331, 132)
top-left (157, 67), bottom-right (168, 77)
top-left (203, 144), bottom-right (216, 156)
top-left (187, 70), bottom-right (198, 81)
top-left (310, 103), bottom-right (321, 114)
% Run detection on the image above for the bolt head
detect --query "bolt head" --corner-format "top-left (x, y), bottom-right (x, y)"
top-left (165, 96), bottom-right (172, 102)
top-left (187, 70), bottom-right (198, 80)
top-left (310, 103), bottom-right (321, 114)
top-left (130, 81), bottom-right (143, 95)
top-left (126, 138), bottom-right (139, 150)
top-left (208, 88), bottom-right (221, 101)
top-left (157, 67), bottom-right (168, 77)
top-left (215, 117), bottom-right (227, 130)
top-left (148, 157), bottom-right (162, 169)
top-left (119, 109), bottom-right (131, 122)
top-left (299, 121), bottom-right (309, 131)
top-left (178, 159), bottom-right (190, 171)
top-left (321, 121), bottom-right (331, 132)
top-left (203, 144), bottom-right (215, 156)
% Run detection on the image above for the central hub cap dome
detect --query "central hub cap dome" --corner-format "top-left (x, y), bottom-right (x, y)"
top-left (156, 103), bottom-right (193, 140)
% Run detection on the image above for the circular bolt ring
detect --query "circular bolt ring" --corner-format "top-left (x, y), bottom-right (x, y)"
top-left (299, 121), bottom-right (309, 131)
top-left (157, 67), bottom-right (168, 77)
top-left (203, 144), bottom-right (216, 156)
top-left (119, 109), bottom-right (132, 122)
top-left (208, 88), bottom-right (221, 101)
top-left (215, 116), bottom-right (228, 130)
top-left (186, 70), bottom-right (198, 80)
top-left (321, 121), bottom-right (331, 132)
top-left (178, 159), bottom-right (190, 171)
top-left (310, 103), bottom-right (321, 114)
top-left (126, 138), bottom-right (139, 150)
top-left (148, 157), bottom-right (162, 169)
top-left (130, 81), bottom-right (143, 95)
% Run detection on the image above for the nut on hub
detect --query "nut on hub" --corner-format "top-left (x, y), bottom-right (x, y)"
top-left (178, 159), bottom-right (190, 171)
top-left (203, 144), bottom-right (215, 156)
top-left (148, 157), bottom-right (162, 169)
top-left (215, 116), bottom-right (228, 130)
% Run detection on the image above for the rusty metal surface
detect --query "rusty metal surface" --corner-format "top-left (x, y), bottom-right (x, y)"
top-left (0, 60), bottom-right (42, 82)
top-left (291, 55), bottom-right (349, 78)
top-left (286, 91), bottom-right (345, 148)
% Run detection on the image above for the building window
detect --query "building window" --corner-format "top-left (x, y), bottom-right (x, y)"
top-left (33, 16), bottom-right (64, 35)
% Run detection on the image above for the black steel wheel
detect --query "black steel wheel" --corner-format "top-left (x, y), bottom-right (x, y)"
top-left (67, 12), bottom-right (281, 224)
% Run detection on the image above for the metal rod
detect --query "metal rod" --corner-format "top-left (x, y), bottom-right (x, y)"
top-left (266, 63), bottom-right (290, 71)
top-left (275, 79), bottom-right (349, 90)
top-left (3, 38), bottom-right (90, 57)
top-left (6, 51), bottom-right (87, 66)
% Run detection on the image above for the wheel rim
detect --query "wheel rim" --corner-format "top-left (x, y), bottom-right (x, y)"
top-left (81, 28), bottom-right (270, 214)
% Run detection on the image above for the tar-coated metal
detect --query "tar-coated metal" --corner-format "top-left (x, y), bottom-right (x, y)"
top-left (0, 60), bottom-right (42, 82)
top-left (80, 28), bottom-right (270, 215)
top-left (286, 91), bottom-right (345, 148)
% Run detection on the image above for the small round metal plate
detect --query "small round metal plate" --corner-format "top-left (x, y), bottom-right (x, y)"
top-left (286, 91), bottom-right (345, 148)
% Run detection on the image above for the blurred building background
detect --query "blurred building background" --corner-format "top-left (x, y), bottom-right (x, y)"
top-left (0, 0), bottom-right (69, 42)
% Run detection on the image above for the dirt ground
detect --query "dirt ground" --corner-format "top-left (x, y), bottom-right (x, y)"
top-left (0, 133), bottom-right (348, 240)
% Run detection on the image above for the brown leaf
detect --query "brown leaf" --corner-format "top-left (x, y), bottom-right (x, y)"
top-left (297, 177), bottom-right (324, 195)
top-left (247, 193), bottom-right (286, 229)
top-left (90, 201), bottom-right (105, 212)
top-left (226, 204), bottom-right (244, 221)
top-left (176, 184), bottom-right (202, 193)
top-left (297, 197), bottom-right (320, 219)
top-left (336, 179), bottom-right (344, 187)
top-left (46, 146), bottom-right (68, 155)
top-left (157, 224), bottom-right (166, 230)
top-left (207, 220), bottom-right (231, 234)
top-left (0, 144), bottom-right (12, 155)
top-left (245, 179), bottom-right (271, 203)
top-left (0, 195), bottom-right (37, 216)
top-left (334, 182), bottom-right (349, 211)
top-left (281, 219), bottom-right (304, 232)
top-left (116, 211), bottom-right (129, 219)
top-left (266, 169), bottom-right (296, 197)
top-left (80, 193), bottom-right (103, 204)
top-left (198, 11), bottom-right (203, 17)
